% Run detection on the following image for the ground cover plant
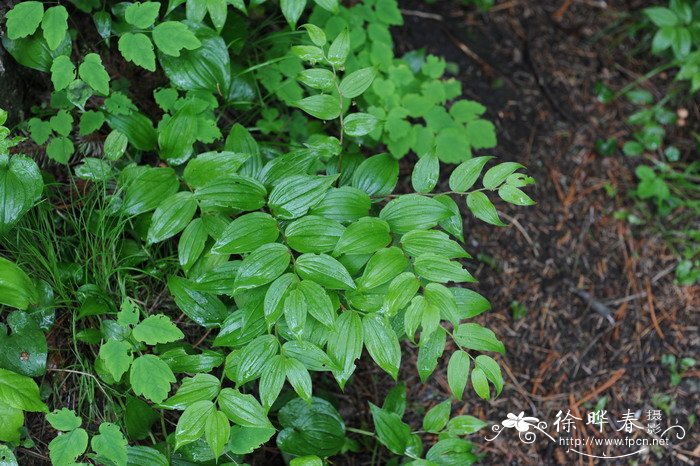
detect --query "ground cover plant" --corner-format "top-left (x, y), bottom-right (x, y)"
top-left (611, 0), bottom-right (700, 284)
top-left (0, 1), bottom-right (534, 464)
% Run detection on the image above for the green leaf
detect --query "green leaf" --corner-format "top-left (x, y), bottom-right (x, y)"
top-left (309, 186), bottom-right (371, 223)
top-left (212, 213), bottom-right (277, 255)
top-left (6, 1), bottom-right (44, 40)
top-left (285, 357), bottom-right (313, 401)
top-left (206, 0), bottom-right (227, 31)
top-left (0, 155), bottom-right (43, 235)
top-left (295, 95), bottom-right (340, 120)
top-left (184, 151), bottom-right (250, 188)
top-left (344, 112), bottom-right (379, 137)
top-left (382, 383), bottom-right (406, 417)
top-left (132, 315), bottom-right (184, 345)
top-left (168, 276), bottom-right (227, 327)
top-left (426, 438), bottom-right (477, 464)
top-left (351, 154), bottom-right (398, 198)
top-left (75, 157), bottom-right (111, 181)
top-left (121, 166), bottom-right (179, 215)
top-left (339, 67), bottom-right (376, 98)
top-left (327, 29), bottom-right (350, 67)
top-left (466, 119), bottom-right (496, 149)
top-left (161, 373), bottom-right (220, 410)
top-left (228, 425), bottom-right (276, 455)
top-left (297, 280), bottom-right (335, 327)
top-left (78, 110), bottom-right (105, 136)
top-left (78, 53), bottom-right (110, 95)
top-left (448, 156), bottom-right (493, 192)
top-left (268, 174), bottom-right (337, 220)
top-left (152, 21), bottom-right (201, 57)
top-left (412, 152), bottom-right (439, 193)
top-left (130, 355), bottom-right (176, 403)
top-left (297, 68), bottom-right (335, 91)
top-left (424, 282), bottom-right (460, 325)
top-left (175, 400), bottom-right (215, 450)
top-left (282, 341), bottom-right (336, 372)
top-left (281, 0), bottom-right (306, 28)
top-left (645, 7), bottom-right (678, 27)
top-left (291, 45), bottom-right (325, 63)
top-left (49, 428), bottom-right (88, 466)
top-left (49, 110), bottom-right (73, 136)
top-left (126, 446), bottom-right (168, 466)
top-left (0, 402), bottom-right (23, 443)
top-left (49, 55), bottom-right (75, 91)
top-left (470, 367), bottom-right (489, 400)
top-left (158, 22), bottom-right (230, 93)
top-left (277, 397), bottom-right (346, 457)
top-left (474, 354), bottom-right (504, 396)
top-left (0, 368), bottom-right (47, 412)
top-left (91, 423), bottom-right (128, 466)
top-left (301, 24), bottom-right (326, 46)
top-left (423, 400), bottom-right (451, 433)
top-left (417, 327), bottom-right (446, 382)
top-left (295, 253), bottom-right (355, 290)
top-left (447, 415), bottom-right (487, 435)
top-left (498, 184), bottom-right (535, 206)
top-left (401, 230), bottom-right (469, 259)
top-left (41, 6), bottom-right (68, 50)
top-left (360, 247), bottom-right (408, 290)
top-left (379, 194), bottom-right (451, 234)
top-left (205, 410), bottom-right (230, 458)
top-left (106, 110), bottom-right (157, 151)
top-left (363, 314), bottom-right (401, 380)
top-left (466, 191), bottom-right (506, 226)
top-left (233, 243), bottom-right (291, 294)
top-left (0, 261), bottom-right (37, 315)
top-left (414, 253), bottom-right (475, 283)
top-left (218, 388), bottom-right (272, 428)
top-left (3, 25), bottom-right (70, 73)
top-left (313, 0), bottom-right (339, 12)
top-left (290, 456), bottom-right (323, 466)
top-left (259, 355), bottom-right (286, 410)
top-left (47, 408), bottom-right (81, 431)
top-left (334, 217), bottom-right (390, 256)
top-left (482, 162), bottom-right (524, 190)
top-left (384, 273), bottom-right (420, 317)
top-left (98, 340), bottom-right (133, 381)
top-left (118, 33), bottom-right (156, 71)
top-left (369, 403), bottom-right (410, 455)
top-left (286, 215), bottom-right (345, 254)
top-left (327, 311), bottom-right (363, 388)
top-left (283, 288), bottom-right (308, 337)
top-left (194, 175), bottom-right (267, 211)
top-left (125, 1), bottom-right (161, 28)
top-left (234, 335), bottom-right (279, 385)
top-left (147, 191), bottom-right (198, 244)
top-left (46, 136), bottom-right (74, 164)
top-left (178, 218), bottom-right (207, 272)
top-left (447, 350), bottom-right (470, 400)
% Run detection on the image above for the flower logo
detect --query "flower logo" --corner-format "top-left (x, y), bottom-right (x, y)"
top-left (502, 412), bottom-right (540, 432)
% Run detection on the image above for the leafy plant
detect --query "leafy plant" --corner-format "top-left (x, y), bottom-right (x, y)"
top-left (609, 1), bottom-right (700, 285)
top-left (0, 0), bottom-right (534, 464)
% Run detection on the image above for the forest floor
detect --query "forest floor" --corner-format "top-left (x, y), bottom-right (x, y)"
top-left (335, 1), bottom-right (699, 465)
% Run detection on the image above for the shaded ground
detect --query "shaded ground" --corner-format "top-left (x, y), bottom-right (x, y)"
top-left (5, 1), bottom-right (699, 465)
top-left (347, 0), bottom-right (698, 464)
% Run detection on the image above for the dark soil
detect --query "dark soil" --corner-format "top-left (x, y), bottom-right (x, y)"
top-left (359, 0), bottom-right (698, 465)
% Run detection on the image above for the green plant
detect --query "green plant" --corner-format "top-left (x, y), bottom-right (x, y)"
top-left (661, 353), bottom-right (696, 386)
top-left (645, 0), bottom-right (700, 90)
top-left (0, 1), bottom-right (534, 464)
top-left (610, 1), bottom-right (700, 285)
